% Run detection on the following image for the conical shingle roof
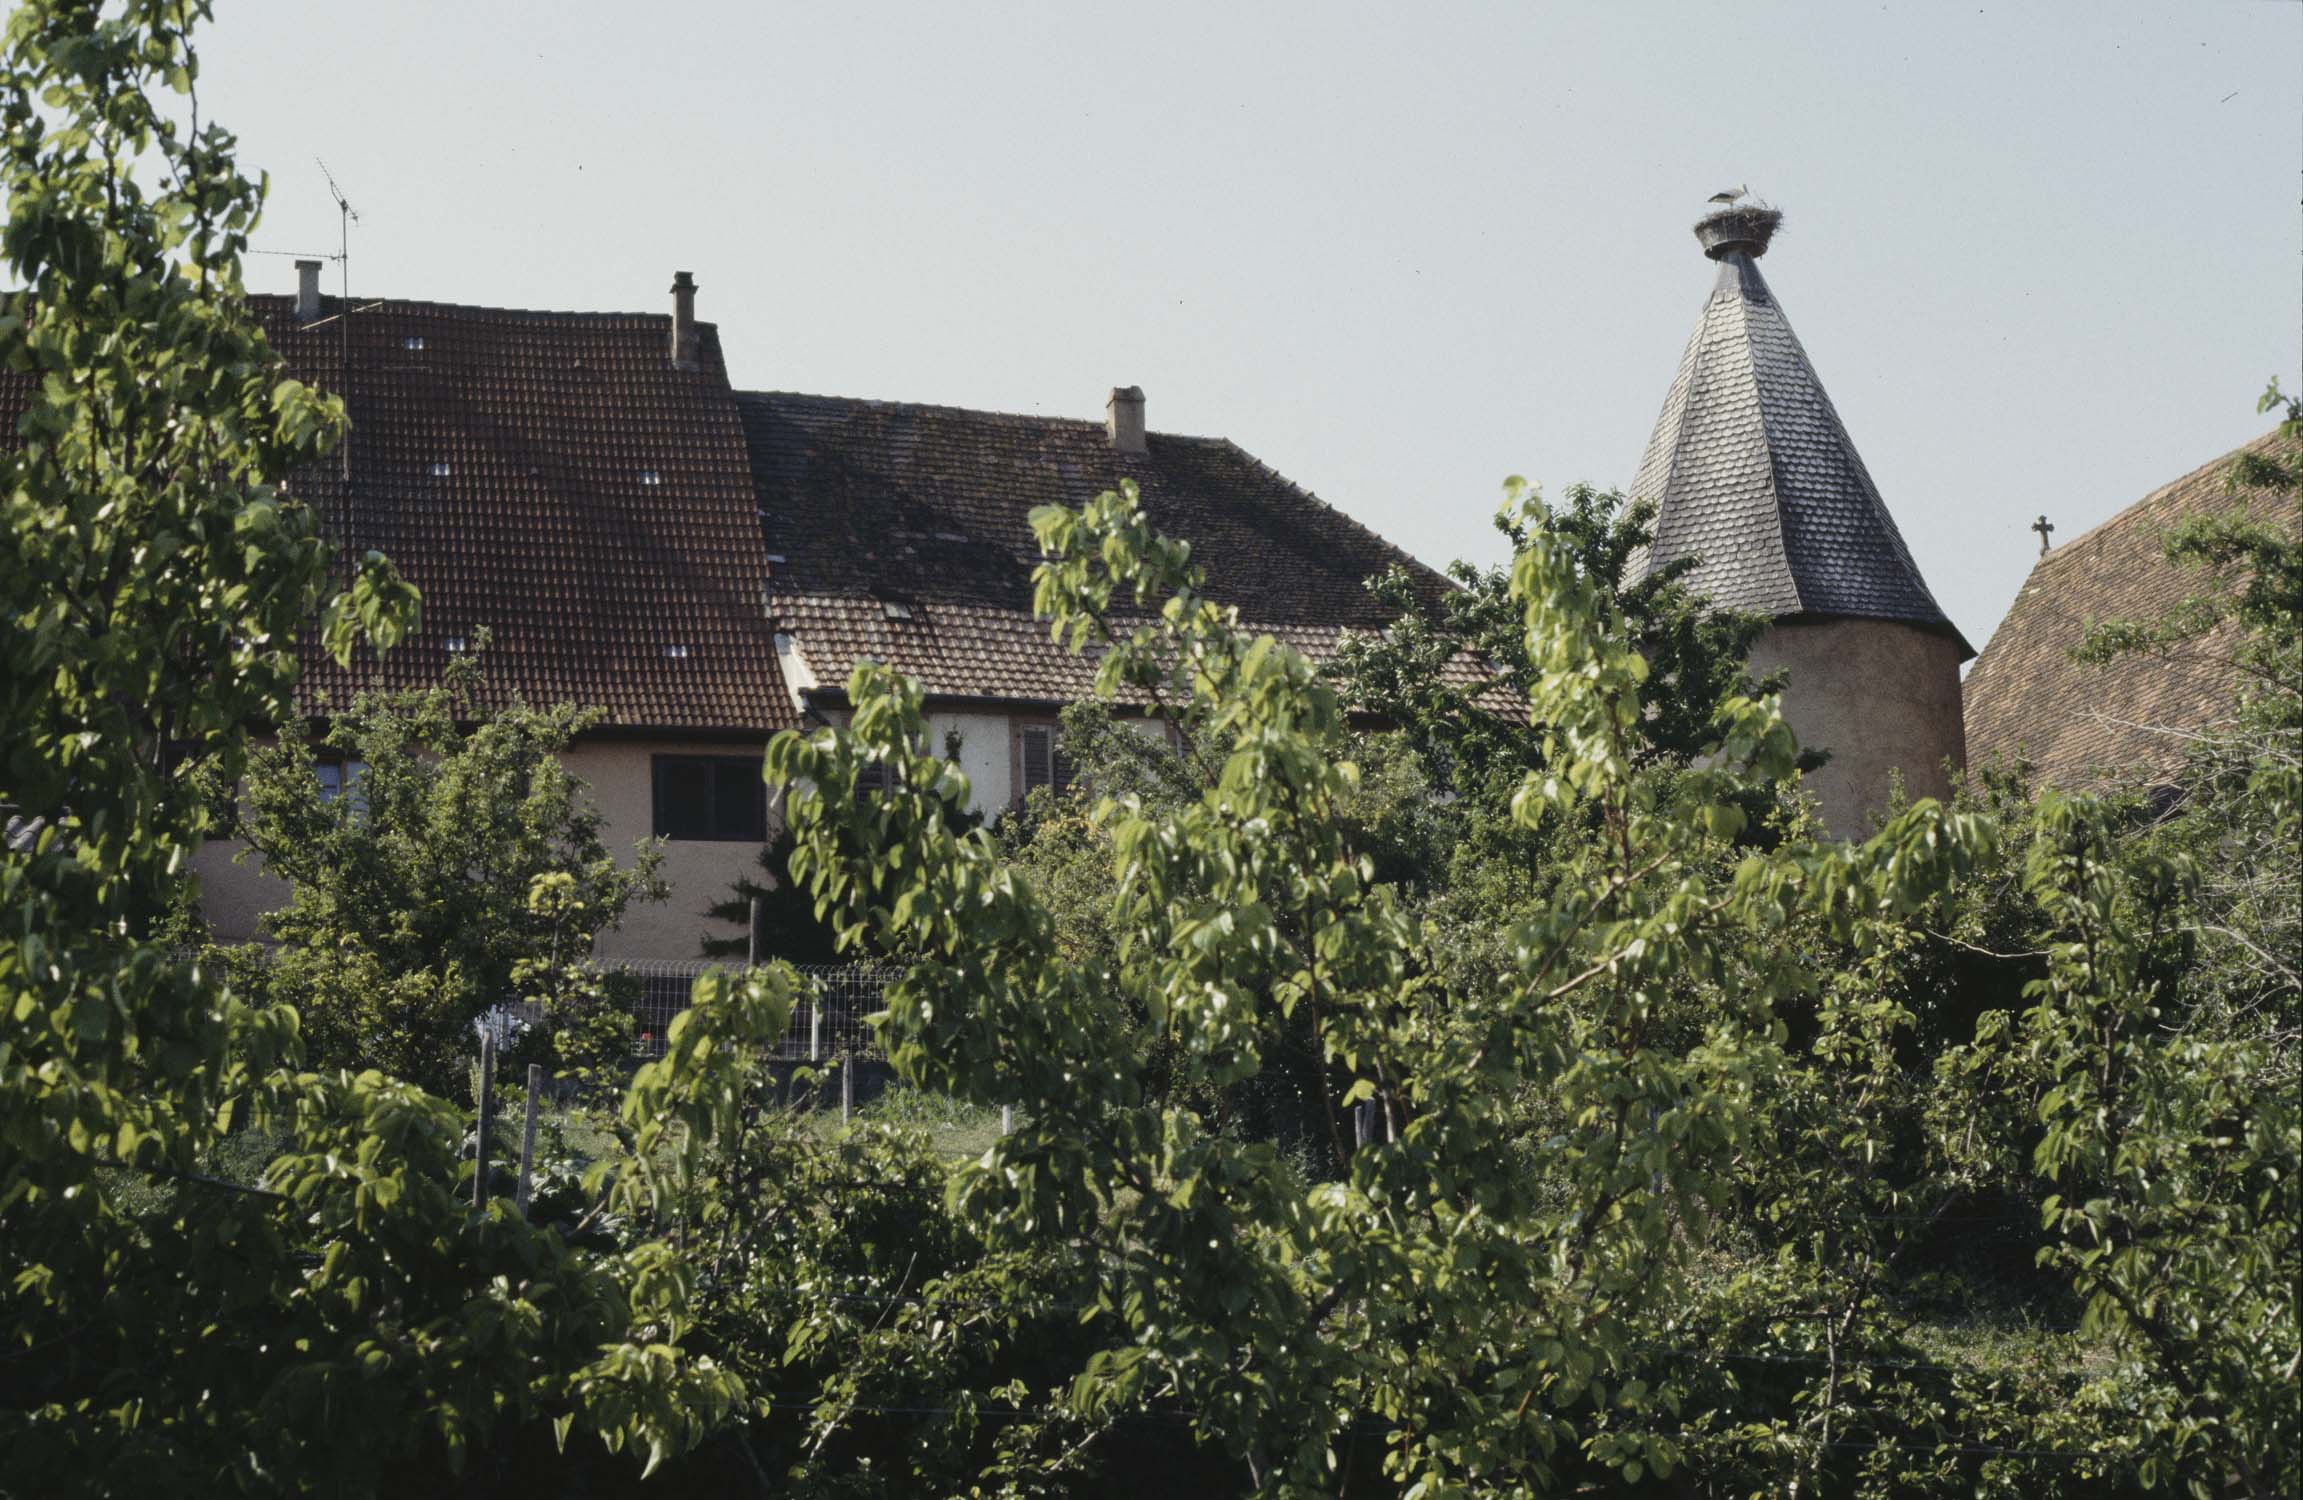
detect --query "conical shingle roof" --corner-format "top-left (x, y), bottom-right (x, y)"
top-left (1626, 209), bottom-right (1969, 655)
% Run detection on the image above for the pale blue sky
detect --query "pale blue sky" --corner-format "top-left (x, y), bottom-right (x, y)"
top-left (204, 0), bottom-right (2300, 649)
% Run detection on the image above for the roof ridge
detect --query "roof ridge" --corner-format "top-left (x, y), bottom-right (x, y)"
top-left (2037, 426), bottom-right (2294, 561)
top-left (734, 387), bottom-right (1237, 445)
top-left (1645, 277), bottom-right (1726, 577)
top-left (1729, 259), bottom-right (1806, 613)
top-left (249, 291), bottom-right (704, 326)
top-left (1209, 437), bottom-right (1449, 589)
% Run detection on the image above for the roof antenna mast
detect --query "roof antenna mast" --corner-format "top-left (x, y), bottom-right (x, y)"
top-left (316, 157), bottom-right (359, 304)
top-left (316, 159), bottom-right (361, 490)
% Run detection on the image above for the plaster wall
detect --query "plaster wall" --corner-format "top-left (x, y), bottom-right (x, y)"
top-left (557, 738), bottom-right (770, 963)
top-left (186, 709), bottom-right (1171, 963)
top-left (925, 710), bottom-right (1021, 812)
top-left (1748, 618), bottom-right (1966, 840)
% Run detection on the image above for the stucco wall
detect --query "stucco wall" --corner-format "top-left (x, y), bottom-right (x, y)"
top-left (186, 709), bottom-right (1175, 964)
top-left (925, 710), bottom-right (1021, 812)
top-left (189, 737), bottom-right (770, 963)
top-left (558, 738), bottom-right (770, 962)
top-left (1748, 618), bottom-right (1966, 840)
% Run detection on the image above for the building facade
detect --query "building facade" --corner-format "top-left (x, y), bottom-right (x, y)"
top-left (164, 264), bottom-right (1456, 961)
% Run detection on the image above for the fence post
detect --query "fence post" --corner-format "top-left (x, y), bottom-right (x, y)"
top-left (840, 1045), bottom-right (855, 1125)
top-left (746, 894), bottom-right (761, 969)
top-left (516, 1063), bottom-right (542, 1218)
top-left (809, 998), bottom-right (823, 1062)
top-left (1000, 1104), bottom-right (1014, 1136)
top-left (472, 1029), bottom-right (497, 1209)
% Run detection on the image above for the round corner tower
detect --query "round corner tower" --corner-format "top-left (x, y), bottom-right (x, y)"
top-left (1625, 204), bottom-right (1969, 838)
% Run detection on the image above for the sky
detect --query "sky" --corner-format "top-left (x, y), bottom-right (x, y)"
top-left (202, 0), bottom-right (2301, 652)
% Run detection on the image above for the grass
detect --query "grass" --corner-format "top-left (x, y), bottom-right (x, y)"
top-left (851, 1082), bottom-right (1008, 1159)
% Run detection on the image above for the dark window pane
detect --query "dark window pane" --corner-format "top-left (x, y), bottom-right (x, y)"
top-left (654, 758), bottom-right (712, 839)
top-left (656, 755), bottom-right (764, 840)
top-left (712, 758), bottom-right (764, 839)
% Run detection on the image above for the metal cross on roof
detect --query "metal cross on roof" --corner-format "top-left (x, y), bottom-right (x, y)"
top-left (2032, 515), bottom-right (2055, 555)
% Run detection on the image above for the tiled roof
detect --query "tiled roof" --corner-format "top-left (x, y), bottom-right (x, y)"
top-left (1625, 243), bottom-right (1968, 654)
top-left (1962, 427), bottom-right (2299, 787)
top-left (737, 392), bottom-right (1458, 703)
top-left (4, 296), bottom-right (1457, 729)
top-left (0, 292), bottom-right (797, 731)
top-left (262, 295), bottom-right (796, 731)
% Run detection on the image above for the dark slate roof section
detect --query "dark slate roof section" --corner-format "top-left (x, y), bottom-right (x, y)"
top-left (1963, 427), bottom-right (2299, 787)
top-left (737, 391), bottom-right (1460, 702)
top-left (1626, 251), bottom-right (1970, 655)
top-left (0, 294), bottom-right (799, 732)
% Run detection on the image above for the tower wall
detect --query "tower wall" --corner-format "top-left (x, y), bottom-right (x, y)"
top-left (1748, 617), bottom-right (1966, 839)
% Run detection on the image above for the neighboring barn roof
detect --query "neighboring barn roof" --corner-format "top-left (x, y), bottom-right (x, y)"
top-left (1963, 426), bottom-right (2300, 787)
top-left (255, 294), bottom-right (797, 732)
top-left (1625, 208), bottom-right (1968, 653)
top-left (737, 391), bottom-right (1458, 704)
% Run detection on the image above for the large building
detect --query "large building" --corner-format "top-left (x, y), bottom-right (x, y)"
top-left (178, 262), bottom-right (1458, 960)
top-left (1623, 205), bottom-right (1971, 836)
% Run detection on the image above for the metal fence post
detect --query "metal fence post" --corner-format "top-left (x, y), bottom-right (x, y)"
top-left (516, 1063), bottom-right (542, 1218)
top-left (1000, 1104), bottom-right (1014, 1136)
top-left (840, 1045), bottom-right (854, 1125)
top-left (472, 1029), bottom-right (496, 1209)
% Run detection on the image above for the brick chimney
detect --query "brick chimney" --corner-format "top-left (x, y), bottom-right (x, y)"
top-left (1106, 385), bottom-right (1146, 454)
top-left (294, 258), bottom-right (323, 322)
top-left (670, 271), bottom-right (700, 370)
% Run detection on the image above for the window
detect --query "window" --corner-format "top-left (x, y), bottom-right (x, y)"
top-left (316, 758), bottom-right (369, 819)
top-left (651, 755), bottom-right (766, 841)
top-left (854, 759), bottom-right (895, 801)
top-left (1015, 724), bottom-right (1074, 799)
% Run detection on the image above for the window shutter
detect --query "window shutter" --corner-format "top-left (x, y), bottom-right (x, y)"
top-left (1020, 726), bottom-right (1052, 792)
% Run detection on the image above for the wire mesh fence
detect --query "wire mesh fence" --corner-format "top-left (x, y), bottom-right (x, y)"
top-left (621, 960), bottom-right (899, 1060)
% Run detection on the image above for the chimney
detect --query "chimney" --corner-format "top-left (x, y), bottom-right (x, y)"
top-left (294, 258), bottom-right (323, 322)
top-left (1105, 385), bottom-right (1146, 454)
top-left (669, 271), bottom-right (700, 370)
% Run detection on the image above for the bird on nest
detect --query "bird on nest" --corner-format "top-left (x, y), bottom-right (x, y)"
top-left (1707, 184), bottom-right (1749, 205)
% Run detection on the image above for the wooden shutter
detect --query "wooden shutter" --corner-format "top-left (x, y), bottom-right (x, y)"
top-left (1019, 725), bottom-right (1052, 792)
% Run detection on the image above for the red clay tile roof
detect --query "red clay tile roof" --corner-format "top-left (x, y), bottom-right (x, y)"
top-left (737, 391), bottom-right (1460, 704)
top-left (259, 294), bottom-right (796, 731)
top-left (1963, 426), bottom-right (2300, 787)
top-left (0, 292), bottom-right (799, 731)
top-left (4, 294), bottom-right (1462, 729)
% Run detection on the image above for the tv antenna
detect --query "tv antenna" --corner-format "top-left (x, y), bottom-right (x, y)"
top-left (316, 157), bottom-right (359, 303)
top-left (314, 158), bottom-right (364, 489)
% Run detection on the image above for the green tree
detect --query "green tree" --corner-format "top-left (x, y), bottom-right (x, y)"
top-left (766, 476), bottom-right (1989, 1494)
top-left (2074, 382), bottom-right (2301, 1052)
top-left (227, 651), bottom-right (665, 1096)
top-left (0, 6), bottom-right (756, 1489)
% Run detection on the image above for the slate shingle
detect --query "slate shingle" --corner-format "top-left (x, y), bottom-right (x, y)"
top-left (1627, 244), bottom-right (1968, 653)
